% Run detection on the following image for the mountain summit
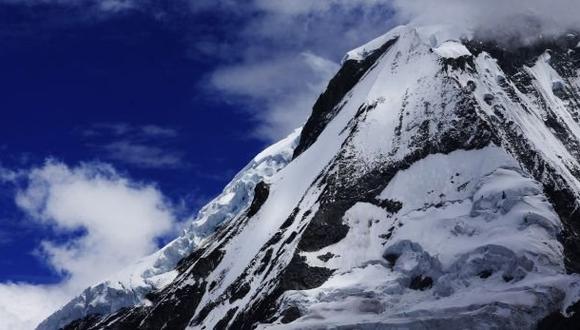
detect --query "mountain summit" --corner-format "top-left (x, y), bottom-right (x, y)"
top-left (42, 25), bottom-right (580, 329)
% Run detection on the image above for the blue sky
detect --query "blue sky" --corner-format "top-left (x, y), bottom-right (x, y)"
top-left (0, 0), bottom-right (397, 327)
top-left (0, 3), bottom-right (264, 284)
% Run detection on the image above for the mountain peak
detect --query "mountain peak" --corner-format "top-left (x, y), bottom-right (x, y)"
top-left (344, 24), bottom-right (474, 63)
top-left (44, 25), bottom-right (580, 329)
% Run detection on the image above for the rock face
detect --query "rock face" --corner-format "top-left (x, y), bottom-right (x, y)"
top-left (44, 25), bottom-right (580, 329)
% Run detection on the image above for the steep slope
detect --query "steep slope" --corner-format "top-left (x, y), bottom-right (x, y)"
top-left (51, 25), bottom-right (580, 329)
top-left (37, 130), bottom-right (301, 330)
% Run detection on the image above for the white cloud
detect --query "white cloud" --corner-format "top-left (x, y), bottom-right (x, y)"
top-left (211, 52), bottom-right (340, 141)
top-left (81, 123), bottom-right (178, 139)
top-left (80, 122), bottom-right (131, 137)
top-left (392, 0), bottom-right (580, 43)
top-left (211, 52), bottom-right (338, 100)
top-left (140, 125), bottom-right (178, 138)
top-left (97, 0), bottom-right (134, 12)
top-left (101, 140), bottom-right (186, 169)
top-left (252, 0), bottom-right (332, 15)
top-left (251, 0), bottom-right (392, 16)
top-left (0, 166), bottom-right (18, 182)
top-left (0, 160), bottom-right (177, 329)
top-left (79, 123), bottom-right (186, 169)
top-left (0, 284), bottom-right (70, 330)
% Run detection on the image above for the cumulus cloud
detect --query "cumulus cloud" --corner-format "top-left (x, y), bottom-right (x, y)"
top-left (0, 160), bottom-right (176, 329)
top-left (211, 52), bottom-right (339, 140)
top-left (0, 284), bottom-right (70, 330)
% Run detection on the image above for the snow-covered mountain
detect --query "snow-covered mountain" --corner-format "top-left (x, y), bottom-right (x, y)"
top-left (43, 24), bottom-right (580, 329)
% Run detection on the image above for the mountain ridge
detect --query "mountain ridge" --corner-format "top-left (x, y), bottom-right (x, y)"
top-left (44, 24), bottom-right (580, 329)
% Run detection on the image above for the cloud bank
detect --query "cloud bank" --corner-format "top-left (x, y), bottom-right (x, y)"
top-left (0, 161), bottom-right (176, 329)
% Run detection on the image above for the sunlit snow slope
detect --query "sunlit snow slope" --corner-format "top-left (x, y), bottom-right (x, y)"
top-left (46, 25), bottom-right (580, 329)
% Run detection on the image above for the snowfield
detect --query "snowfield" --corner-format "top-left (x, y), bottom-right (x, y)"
top-left (276, 148), bottom-right (575, 329)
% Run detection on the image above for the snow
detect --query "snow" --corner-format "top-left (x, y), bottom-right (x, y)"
top-left (466, 47), bottom-right (580, 197)
top-left (272, 148), bottom-right (574, 329)
top-left (190, 68), bottom-right (380, 321)
top-left (185, 27), bottom-right (422, 330)
top-left (253, 128), bottom-right (301, 163)
top-left (415, 24), bottom-right (472, 46)
top-left (379, 147), bottom-right (515, 213)
top-left (186, 127), bottom-right (301, 237)
top-left (433, 41), bottom-right (472, 59)
top-left (344, 25), bottom-right (470, 62)
top-left (193, 25), bottom-right (580, 329)
top-left (256, 26), bottom-right (580, 329)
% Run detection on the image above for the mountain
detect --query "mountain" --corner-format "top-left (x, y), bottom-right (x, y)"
top-left (42, 24), bottom-right (580, 329)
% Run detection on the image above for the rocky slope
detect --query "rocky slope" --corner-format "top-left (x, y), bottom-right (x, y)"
top-left (43, 25), bottom-right (580, 329)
